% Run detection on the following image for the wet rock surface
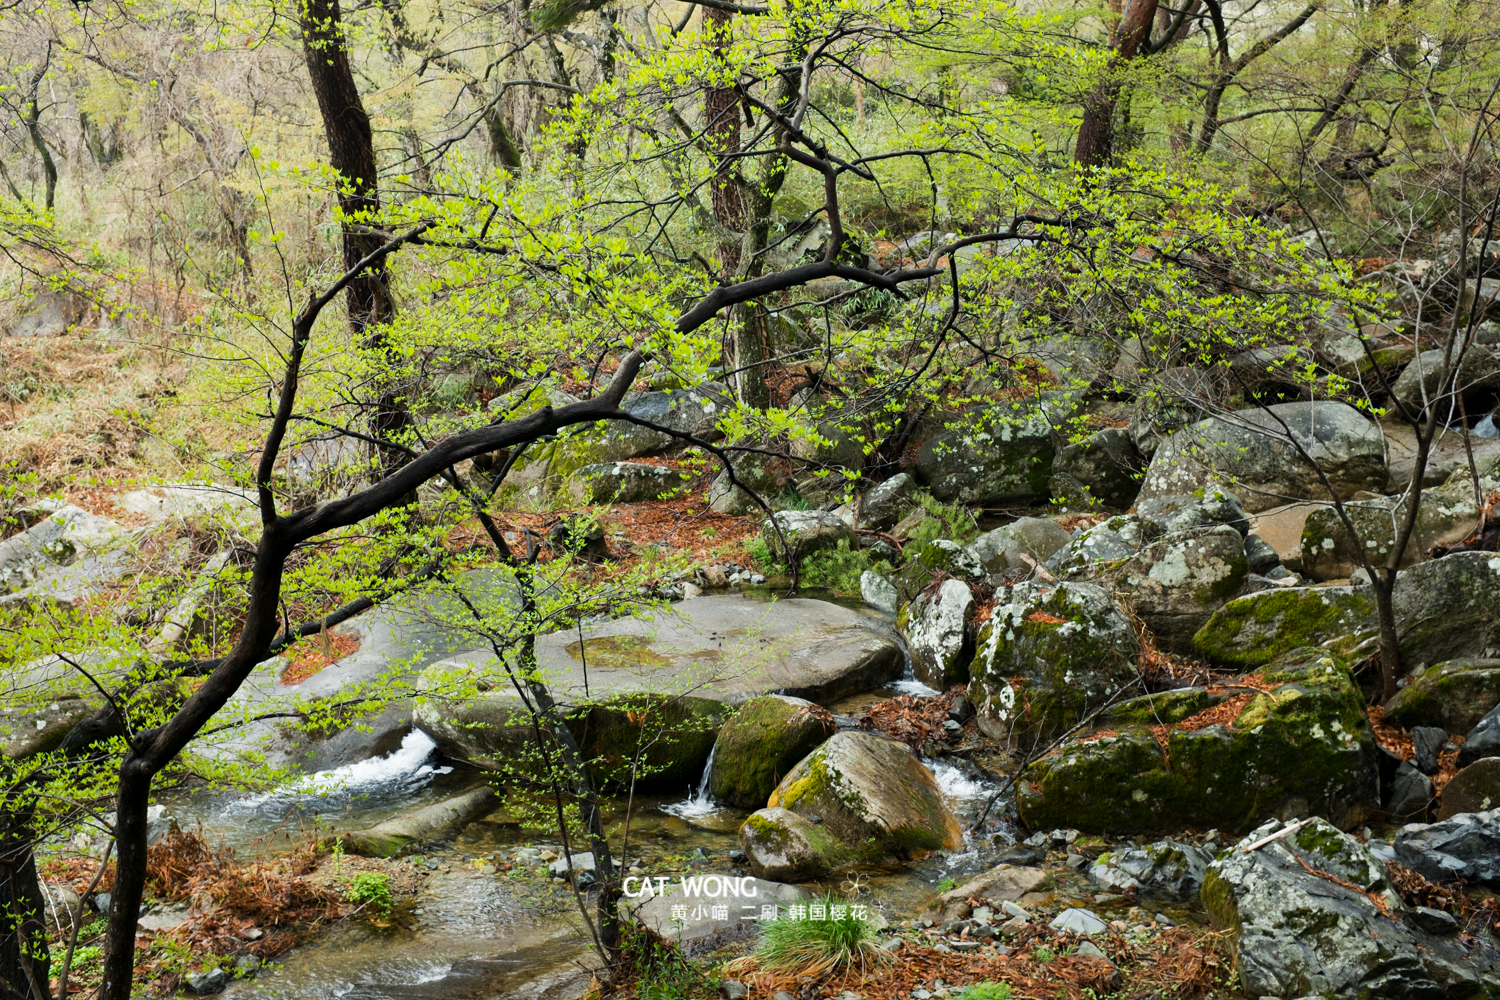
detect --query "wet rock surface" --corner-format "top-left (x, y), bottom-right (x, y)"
top-left (1088, 839), bottom-right (1214, 901)
top-left (1204, 817), bottom-right (1500, 998)
top-left (707, 695), bottom-right (837, 810)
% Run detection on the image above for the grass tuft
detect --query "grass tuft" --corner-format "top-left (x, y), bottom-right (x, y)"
top-left (731, 895), bottom-right (888, 977)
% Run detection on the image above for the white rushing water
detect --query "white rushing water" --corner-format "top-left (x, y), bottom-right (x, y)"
top-left (224, 729), bottom-right (452, 819)
top-left (928, 759), bottom-right (994, 808)
top-left (891, 678), bottom-right (943, 698)
top-left (662, 744), bottom-right (720, 820)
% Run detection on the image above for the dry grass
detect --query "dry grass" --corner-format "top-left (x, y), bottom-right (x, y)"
top-left (857, 685), bottom-right (967, 750)
top-left (281, 630), bottom-right (361, 685)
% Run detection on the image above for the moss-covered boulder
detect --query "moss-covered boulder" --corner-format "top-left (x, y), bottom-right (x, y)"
top-left (1385, 659), bottom-right (1500, 734)
top-left (1391, 551), bottom-right (1500, 667)
top-left (1016, 652), bottom-right (1379, 834)
top-left (740, 731), bottom-right (961, 880)
top-left (1299, 477), bottom-right (1488, 581)
top-left (1192, 586), bottom-right (1378, 669)
top-left (339, 786), bottom-right (500, 858)
top-left (707, 695), bottom-right (836, 809)
top-left (967, 581), bottom-right (1140, 742)
top-left (1135, 488), bottom-right (1249, 541)
top-left (1112, 525), bottom-right (1248, 654)
top-left (1202, 817), bottom-right (1495, 999)
top-left (897, 579), bottom-right (975, 689)
top-left (737, 807), bottom-right (842, 882)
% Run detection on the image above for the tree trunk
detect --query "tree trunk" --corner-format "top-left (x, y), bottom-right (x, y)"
top-left (1074, 0), bottom-right (1157, 167)
top-left (23, 50), bottom-right (57, 212)
top-left (0, 811), bottom-right (48, 1000)
top-left (301, 0), bottom-right (409, 473)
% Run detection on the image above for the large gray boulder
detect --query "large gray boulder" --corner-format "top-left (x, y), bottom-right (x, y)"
top-left (762, 510), bottom-right (857, 560)
top-left (966, 517), bottom-right (1073, 579)
top-left (1299, 475), bottom-right (1490, 581)
top-left (1391, 551), bottom-right (1500, 667)
top-left (1135, 488), bottom-right (1248, 541)
top-left (915, 406), bottom-right (1057, 505)
top-left (858, 473), bottom-right (916, 530)
top-left (595, 384), bottom-right (732, 459)
top-left (1051, 427), bottom-right (1143, 509)
top-left (1137, 402), bottom-right (1386, 514)
top-left (415, 597), bottom-right (903, 783)
top-left (706, 449), bottom-right (784, 515)
top-left (1110, 526), bottom-right (1248, 654)
top-left (571, 461), bottom-right (689, 503)
top-left (1044, 514), bottom-right (1142, 578)
top-left (0, 505), bottom-right (136, 604)
top-left (740, 732), bottom-right (961, 881)
top-left (1088, 839), bottom-right (1213, 901)
top-left (1385, 658), bottom-right (1500, 734)
top-left (627, 876), bottom-right (809, 956)
top-left (967, 581), bottom-right (1140, 741)
top-left (1204, 817), bottom-right (1499, 998)
top-left (1394, 806), bottom-right (1500, 887)
top-left (707, 695), bottom-right (836, 810)
top-left (897, 578), bottom-right (974, 689)
top-left (1391, 346), bottom-right (1500, 417)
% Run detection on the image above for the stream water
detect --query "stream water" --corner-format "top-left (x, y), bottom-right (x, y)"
top-left (186, 592), bottom-right (1021, 999)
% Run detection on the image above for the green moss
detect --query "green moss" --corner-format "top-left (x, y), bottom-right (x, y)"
top-left (710, 697), bottom-right (835, 809)
top-left (563, 634), bottom-right (672, 669)
top-left (1102, 688), bottom-right (1224, 726)
top-left (1017, 652), bottom-right (1377, 834)
top-left (1193, 587), bottom-right (1376, 669)
top-left (1385, 659), bottom-right (1500, 733)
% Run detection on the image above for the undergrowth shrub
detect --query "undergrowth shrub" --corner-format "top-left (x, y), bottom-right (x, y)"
top-left (344, 871), bottom-right (393, 915)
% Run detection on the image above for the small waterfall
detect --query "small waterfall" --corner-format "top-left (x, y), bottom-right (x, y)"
top-left (663, 745), bottom-right (718, 819)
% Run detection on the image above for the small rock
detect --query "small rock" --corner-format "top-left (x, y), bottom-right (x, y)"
top-left (480, 864), bottom-right (497, 875)
top-left (999, 915), bottom-right (1028, 934)
top-left (972, 906), bottom-right (993, 922)
top-left (1412, 726), bottom-right (1447, 775)
top-left (1074, 940), bottom-right (1109, 961)
top-left (1050, 908), bottom-right (1107, 935)
top-left (729, 849), bottom-right (747, 863)
top-left (184, 968), bottom-right (229, 995)
top-left (949, 940), bottom-right (982, 952)
top-left (720, 982), bottom-right (748, 1000)
top-left (1001, 901), bottom-right (1030, 920)
top-left (234, 955), bottom-right (259, 975)
top-left (1066, 854), bottom-right (1088, 869)
top-left (243, 927), bottom-right (263, 940)
top-left (1414, 906), bottom-right (1460, 935)
top-left (942, 719), bottom-right (963, 735)
top-left (538, 850), bottom-right (559, 862)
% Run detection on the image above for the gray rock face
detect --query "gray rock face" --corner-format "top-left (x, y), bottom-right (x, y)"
top-left (1460, 704), bottom-right (1500, 768)
top-left (915, 407), bottom-right (1057, 506)
top-left (967, 581), bottom-right (1141, 741)
top-left (1128, 368), bottom-right (1214, 458)
top-left (1050, 908), bottom-right (1107, 935)
top-left (627, 876), bottom-right (809, 956)
top-left (1412, 726), bottom-right (1447, 775)
top-left (416, 596), bottom-right (902, 775)
top-left (1446, 759), bottom-right (1500, 821)
top-left (184, 967), bottom-right (229, 995)
top-left (1051, 427), bottom-right (1144, 509)
top-left (1387, 761), bottom-right (1434, 819)
top-left (860, 473), bottom-right (916, 530)
top-left (596, 384), bottom-right (733, 459)
top-left (572, 461), bottom-right (688, 503)
top-left (1299, 477), bottom-right (1488, 582)
top-left (898, 579), bottom-right (974, 689)
top-left (1391, 346), bottom-right (1500, 416)
top-left (0, 505), bottom-right (135, 604)
top-left (1386, 659), bottom-right (1500, 735)
top-left (859, 570), bottom-right (898, 614)
top-left (1044, 515), bottom-right (1142, 577)
top-left (966, 517), bottom-right (1073, 579)
top-left (1392, 552), bottom-right (1500, 666)
top-left (1087, 839), bottom-right (1214, 901)
top-left (1138, 402), bottom-right (1387, 514)
top-left (1204, 817), bottom-right (1498, 999)
top-left (1243, 533), bottom-right (1281, 574)
top-left (707, 449), bottom-right (784, 515)
top-left (1136, 488), bottom-right (1249, 541)
top-left (1111, 526), bottom-right (1248, 654)
top-left (1394, 807), bottom-right (1500, 886)
top-left (762, 510), bottom-right (857, 560)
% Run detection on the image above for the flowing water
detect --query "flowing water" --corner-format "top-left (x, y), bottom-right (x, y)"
top-left (195, 592), bottom-right (1018, 999)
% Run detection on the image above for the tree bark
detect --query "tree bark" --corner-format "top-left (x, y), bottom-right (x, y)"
top-left (0, 810), bottom-right (48, 1000)
top-left (301, 0), bottom-right (409, 472)
top-left (23, 46), bottom-right (57, 212)
top-left (1195, 1), bottom-right (1320, 153)
top-left (1074, 0), bottom-right (1157, 167)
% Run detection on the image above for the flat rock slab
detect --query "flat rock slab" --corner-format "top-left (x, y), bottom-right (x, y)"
top-left (115, 484), bottom-right (258, 524)
top-left (432, 595), bottom-right (901, 710)
top-left (627, 876), bottom-right (809, 956)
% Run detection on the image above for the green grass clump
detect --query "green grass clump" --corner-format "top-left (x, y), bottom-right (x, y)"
top-left (961, 983), bottom-right (1015, 1000)
top-left (345, 871), bottom-right (394, 915)
top-left (744, 896), bottom-right (887, 976)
